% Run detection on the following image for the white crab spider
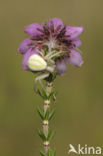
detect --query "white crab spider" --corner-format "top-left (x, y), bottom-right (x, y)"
top-left (27, 54), bottom-right (54, 72)
top-left (27, 49), bottom-right (65, 91)
top-left (27, 54), bottom-right (55, 91)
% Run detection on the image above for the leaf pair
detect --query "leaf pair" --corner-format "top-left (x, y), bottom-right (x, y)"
top-left (48, 149), bottom-right (56, 156)
top-left (37, 89), bottom-right (55, 101)
top-left (40, 149), bottom-right (56, 156)
top-left (38, 129), bottom-right (55, 141)
top-left (37, 107), bottom-right (55, 121)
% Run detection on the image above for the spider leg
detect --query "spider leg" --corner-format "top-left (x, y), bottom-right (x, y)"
top-left (45, 50), bottom-right (56, 59)
top-left (34, 73), bottom-right (49, 92)
top-left (48, 51), bottom-right (63, 59)
top-left (39, 79), bottom-right (46, 91)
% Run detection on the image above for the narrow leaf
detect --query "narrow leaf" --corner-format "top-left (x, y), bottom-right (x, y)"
top-left (47, 130), bottom-right (52, 140)
top-left (38, 130), bottom-right (46, 141)
top-left (37, 108), bottom-right (44, 120)
top-left (44, 108), bottom-right (49, 120)
top-left (42, 89), bottom-right (48, 99)
top-left (48, 131), bottom-right (55, 141)
top-left (48, 91), bottom-right (54, 100)
top-left (40, 151), bottom-right (46, 156)
top-left (48, 149), bottom-right (51, 156)
top-left (48, 110), bottom-right (55, 121)
top-left (37, 90), bottom-right (44, 99)
top-left (47, 130), bottom-right (55, 141)
top-left (52, 149), bottom-right (56, 156)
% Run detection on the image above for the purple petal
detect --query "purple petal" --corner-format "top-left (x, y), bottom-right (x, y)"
top-left (25, 23), bottom-right (43, 37)
top-left (18, 38), bottom-right (32, 54)
top-left (56, 59), bottom-right (66, 75)
top-left (65, 26), bottom-right (84, 40)
top-left (48, 18), bottom-right (64, 30)
top-left (67, 50), bottom-right (83, 67)
top-left (22, 48), bottom-right (38, 70)
top-left (72, 38), bottom-right (82, 48)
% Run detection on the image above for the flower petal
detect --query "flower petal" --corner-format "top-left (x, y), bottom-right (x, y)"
top-left (22, 48), bottom-right (38, 70)
top-left (65, 26), bottom-right (84, 40)
top-left (48, 18), bottom-right (64, 31)
top-left (18, 38), bottom-right (32, 54)
top-left (56, 59), bottom-right (66, 75)
top-left (25, 23), bottom-right (43, 37)
top-left (72, 38), bottom-right (82, 48)
top-left (67, 50), bottom-right (83, 67)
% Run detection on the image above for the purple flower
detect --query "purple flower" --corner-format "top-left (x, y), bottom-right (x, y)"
top-left (66, 50), bottom-right (83, 67)
top-left (18, 38), bottom-right (32, 54)
top-left (65, 26), bottom-right (84, 40)
top-left (18, 18), bottom-right (84, 75)
top-left (72, 38), bottom-right (82, 48)
top-left (56, 59), bottom-right (66, 75)
top-left (48, 18), bottom-right (63, 31)
top-left (25, 23), bottom-right (43, 37)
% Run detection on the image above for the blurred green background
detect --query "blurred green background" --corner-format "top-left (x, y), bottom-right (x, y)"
top-left (0, 0), bottom-right (103, 156)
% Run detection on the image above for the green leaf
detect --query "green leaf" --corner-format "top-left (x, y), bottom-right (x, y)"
top-left (40, 151), bottom-right (46, 156)
top-left (48, 91), bottom-right (54, 100)
top-left (47, 130), bottom-right (55, 141)
top-left (37, 89), bottom-right (44, 99)
top-left (37, 89), bottom-right (49, 100)
top-left (53, 92), bottom-right (57, 101)
top-left (38, 130), bottom-right (46, 141)
top-left (52, 149), bottom-right (56, 156)
top-left (48, 149), bottom-right (51, 156)
top-left (44, 108), bottom-right (49, 120)
top-left (37, 107), bottom-right (44, 120)
top-left (41, 89), bottom-right (48, 99)
top-left (48, 110), bottom-right (55, 121)
top-left (47, 149), bottom-right (56, 156)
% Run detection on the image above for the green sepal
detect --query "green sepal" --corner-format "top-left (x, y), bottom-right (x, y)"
top-left (37, 107), bottom-right (44, 120)
top-left (38, 130), bottom-right (46, 141)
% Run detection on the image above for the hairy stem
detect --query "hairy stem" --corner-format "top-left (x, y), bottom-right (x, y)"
top-left (43, 82), bottom-right (53, 155)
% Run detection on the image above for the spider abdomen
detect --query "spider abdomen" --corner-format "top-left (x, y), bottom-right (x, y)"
top-left (27, 54), bottom-right (47, 71)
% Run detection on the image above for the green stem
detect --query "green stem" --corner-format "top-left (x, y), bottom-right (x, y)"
top-left (43, 82), bottom-right (53, 155)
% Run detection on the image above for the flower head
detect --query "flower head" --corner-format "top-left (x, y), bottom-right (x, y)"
top-left (18, 18), bottom-right (84, 77)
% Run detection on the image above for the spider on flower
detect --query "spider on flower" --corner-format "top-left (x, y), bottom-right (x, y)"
top-left (27, 48), bottom-right (66, 91)
top-left (18, 18), bottom-right (83, 90)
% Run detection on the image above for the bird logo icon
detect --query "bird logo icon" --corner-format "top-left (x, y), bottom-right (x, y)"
top-left (68, 144), bottom-right (78, 154)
